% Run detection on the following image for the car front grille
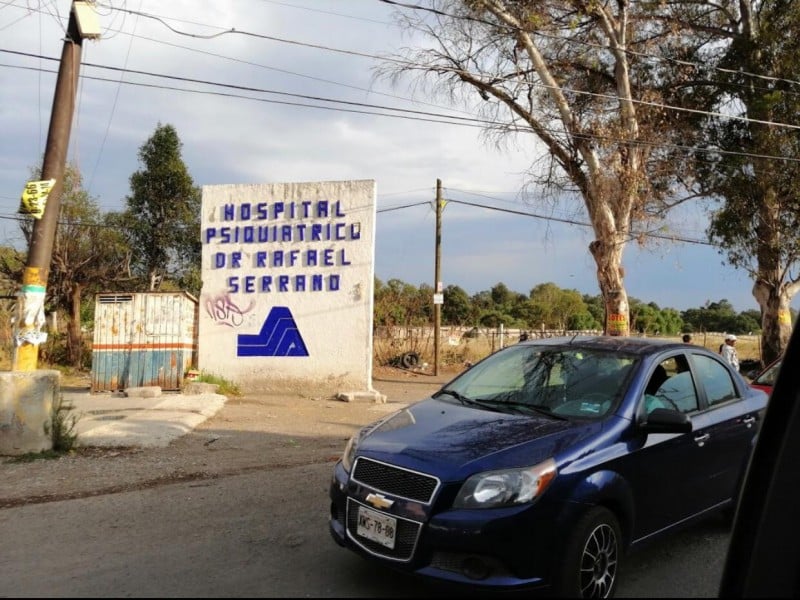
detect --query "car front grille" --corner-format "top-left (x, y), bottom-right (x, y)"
top-left (351, 457), bottom-right (439, 504)
top-left (346, 498), bottom-right (422, 561)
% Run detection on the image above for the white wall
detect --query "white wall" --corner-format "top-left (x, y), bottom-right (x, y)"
top-left (198, 180), bottom-right (376, 394)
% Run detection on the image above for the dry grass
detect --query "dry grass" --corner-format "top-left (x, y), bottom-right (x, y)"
top-left (373, 332), bottom-right (765, 370)
top-left (687, 333), bottom-right (762, 363)
top-left (0, 332), bottom-right (765, 375)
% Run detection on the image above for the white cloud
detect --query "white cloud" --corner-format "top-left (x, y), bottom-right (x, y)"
top-left (0, 0), bottom-right (774, 313)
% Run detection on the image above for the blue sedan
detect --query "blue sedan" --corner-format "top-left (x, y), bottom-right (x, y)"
top-left (328, 336), bottom-right (768, 598)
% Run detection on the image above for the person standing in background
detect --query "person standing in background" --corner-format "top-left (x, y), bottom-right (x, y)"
top-left (721, 334), bottom-right (739, 372)
top-left (682, 333), bottom-right (693, 344)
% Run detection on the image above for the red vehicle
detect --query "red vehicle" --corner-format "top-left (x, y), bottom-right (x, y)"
top-left (749, 356), bottom-right (782, 396)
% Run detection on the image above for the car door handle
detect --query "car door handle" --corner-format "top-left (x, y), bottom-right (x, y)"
top-left (694, 433), bottom-right (710, 446)
top-left (742, 416), bottom-right (756, 428)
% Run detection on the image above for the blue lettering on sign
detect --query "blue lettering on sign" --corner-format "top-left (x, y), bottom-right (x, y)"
top-left (237, 306), bottom-right (309, 357)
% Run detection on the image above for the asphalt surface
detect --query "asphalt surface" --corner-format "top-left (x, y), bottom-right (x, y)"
top-left (61, 386), bottom-right (227, 448)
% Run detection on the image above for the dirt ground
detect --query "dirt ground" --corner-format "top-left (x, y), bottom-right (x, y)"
top-left (0, 366), bottom-right (461, 509)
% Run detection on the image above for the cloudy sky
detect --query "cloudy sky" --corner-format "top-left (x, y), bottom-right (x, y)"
top-left (0, 0), bottom-right (772, 313)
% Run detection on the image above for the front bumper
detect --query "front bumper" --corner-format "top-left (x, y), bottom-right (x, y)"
top-left (328, 459), bottom-right (560, 590)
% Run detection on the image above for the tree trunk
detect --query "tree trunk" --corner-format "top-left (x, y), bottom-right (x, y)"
top-left (753, 280), bottom-right (794, 365)
top-left (149, 270), bottom-right (162, 291)
top-left (750, 178), bottom-right (799, 365)
top-left (66, 283), bottom-right (83, 367)
top-left (589, 239), bottom-right (630, 336)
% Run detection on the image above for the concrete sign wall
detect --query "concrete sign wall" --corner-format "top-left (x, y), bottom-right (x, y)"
top-left (199, 180), bottom-right (376, 394)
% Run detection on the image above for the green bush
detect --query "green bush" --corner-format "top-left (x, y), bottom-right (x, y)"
top-left (195, 372), bottom-right (241, 397)
top-left (45, 393), bottom-right (79, 453)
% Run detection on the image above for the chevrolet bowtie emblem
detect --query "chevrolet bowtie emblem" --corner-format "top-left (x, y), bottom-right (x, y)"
top-left (365, 493), bottom-right (394, 510)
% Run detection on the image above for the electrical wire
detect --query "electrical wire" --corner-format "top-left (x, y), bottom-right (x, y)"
top-left (5, 54), bottom-right (800, 171)
top-left (81, 3), bottom-right (800, 129)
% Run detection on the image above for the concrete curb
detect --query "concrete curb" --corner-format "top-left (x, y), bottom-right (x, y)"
top-left (64, 392), bottom-right (227, 448)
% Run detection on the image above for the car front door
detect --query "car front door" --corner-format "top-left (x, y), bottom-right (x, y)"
top-left (626, 353), bottom-right (709, 539)
top-left (686, 353), bottom-right (761, 511)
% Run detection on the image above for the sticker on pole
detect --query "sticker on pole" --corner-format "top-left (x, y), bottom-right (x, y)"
top-left (19, 178), bottom-right (56, 219)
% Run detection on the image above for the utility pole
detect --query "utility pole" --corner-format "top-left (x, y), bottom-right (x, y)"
top-left (433, 179), bottom-right (443, 377)
top-left (12, 2), bottom-right (99, 371)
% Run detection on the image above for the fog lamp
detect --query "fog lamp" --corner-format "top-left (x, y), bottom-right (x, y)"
top-left (461, 555), bottom-right (492, 580)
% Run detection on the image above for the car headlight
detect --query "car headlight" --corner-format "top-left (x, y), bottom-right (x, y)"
top-left (453, 458), bottom-right (557, 509)
top-left (341, 435), bottom-right (358, 473)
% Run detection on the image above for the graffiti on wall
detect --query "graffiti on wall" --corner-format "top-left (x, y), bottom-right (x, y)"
top-left (204, 292), bottom-right (255, 327)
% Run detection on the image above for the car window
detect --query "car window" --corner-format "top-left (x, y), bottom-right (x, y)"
top-left (459, 346), bottom-right (528, 398)
top-left (691, 354), bottom-right (740, 406)
top-left (643, 355), bottom-right (699, 414)
top-left (753, 359), bottom-right (781, 387)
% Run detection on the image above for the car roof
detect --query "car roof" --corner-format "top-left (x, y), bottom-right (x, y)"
top-left (519, 335), bottom-right (691, 356)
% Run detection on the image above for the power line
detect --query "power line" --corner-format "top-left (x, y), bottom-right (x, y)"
top-left (10, 1), bottom-right (800, 123)
top-left (377, 200), bottom-right (430, 213)
top-left (441, 197), bottom-right (713, 247)
top-left (257, 0), bottom-right (391, 25)
top-left (69, 3), bottom-right (800, 129)
top-left (7, 5), bottom-right (800, 151)
top-left (0, 190), bottom-right (710, 247)
top-left (5, 54), bottom-right (800, 171)
top-left (0, 50), bottom-right (492, 125)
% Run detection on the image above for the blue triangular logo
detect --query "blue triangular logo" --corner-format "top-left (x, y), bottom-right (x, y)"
top-left (237, 306), bottom-right (309, 357)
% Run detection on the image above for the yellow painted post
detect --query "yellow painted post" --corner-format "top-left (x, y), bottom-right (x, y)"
top-left (12, 268), bottom-right (48, 371)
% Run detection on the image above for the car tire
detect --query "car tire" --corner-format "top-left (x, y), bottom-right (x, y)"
top-left (401, 352), bottom-right (420, 369)
top-left (554, 506), bottom-right (622, 599)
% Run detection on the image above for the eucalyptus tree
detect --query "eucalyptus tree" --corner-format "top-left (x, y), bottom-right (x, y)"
top-left (125, 123), bottom-right (201, 292)
top-left (686, 0), bottom-right (800, 363)
top-left (379, 1), bottom-right (703, 335)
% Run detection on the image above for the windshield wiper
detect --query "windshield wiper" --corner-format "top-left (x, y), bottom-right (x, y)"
top-left (473, 398), bottom-right (568, 420)
top-left (434, 388), bottom-right (477, 407)
top-left (435, 389), bottom-right (513, 414)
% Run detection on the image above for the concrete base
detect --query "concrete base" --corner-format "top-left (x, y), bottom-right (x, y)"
top-left (335, 389), bottom-right (387, 404)
top-left (124, 386), bottom-right (162, 398)
top-left (0, 370), bottom-right (60, 455)
top-left (182, 382), bottom-right (219, 395)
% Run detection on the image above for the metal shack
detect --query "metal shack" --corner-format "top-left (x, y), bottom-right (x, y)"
top-left (90, 291), bottom-right (199, 392)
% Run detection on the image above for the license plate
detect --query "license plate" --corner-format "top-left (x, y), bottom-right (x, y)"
top-left (356, 505), bottom-right (397, 549)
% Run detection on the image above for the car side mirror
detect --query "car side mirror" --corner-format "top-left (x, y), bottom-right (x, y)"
top-left (641, 408), bottom-right (692, 434)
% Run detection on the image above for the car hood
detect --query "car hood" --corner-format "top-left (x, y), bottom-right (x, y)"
top-left (354, 397), bottom-right (600, 476)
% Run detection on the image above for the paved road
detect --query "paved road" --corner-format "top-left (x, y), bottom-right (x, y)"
top-left (0, 462), bottom-right (729, 598)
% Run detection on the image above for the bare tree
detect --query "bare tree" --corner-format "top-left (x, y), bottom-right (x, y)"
top-left (379, 0), bottom-right (702, 334)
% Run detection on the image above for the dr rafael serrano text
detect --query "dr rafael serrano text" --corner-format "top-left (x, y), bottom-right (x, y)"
top-left (203, 199), bottom-right (362, 294)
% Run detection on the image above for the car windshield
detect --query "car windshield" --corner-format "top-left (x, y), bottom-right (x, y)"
top-left (437, 344), bottom-right (639, 419)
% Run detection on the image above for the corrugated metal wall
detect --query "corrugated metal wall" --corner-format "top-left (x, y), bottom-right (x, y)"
top-left (91, 292), bottom-right (198, 392)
